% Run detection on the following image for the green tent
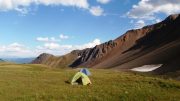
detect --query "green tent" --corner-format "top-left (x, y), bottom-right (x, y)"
top-left (71, 72), bottom-right (91, 85)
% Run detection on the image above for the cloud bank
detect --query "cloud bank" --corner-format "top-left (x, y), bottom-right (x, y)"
top-left (97, 0), bottom-right (111, 4)
top-left (127, 0), bottom-right (180, 28)
top-left (0, 0), bottom-right (89, 11)
top-left (89, 6), bottom-right (104, 16)
top-left (0, 0), bottom-right (108, 16)
top-left (0, 38), bottom-right (101, 58)
top-left (127, 0), bottom-right (180, 19)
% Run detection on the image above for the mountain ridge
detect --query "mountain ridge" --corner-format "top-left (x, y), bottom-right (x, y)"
top-left (32, 13), bottom-right (180, 75)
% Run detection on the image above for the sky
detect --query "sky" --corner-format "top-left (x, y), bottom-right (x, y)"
top-left (0, 0), bottom-right (180, 58)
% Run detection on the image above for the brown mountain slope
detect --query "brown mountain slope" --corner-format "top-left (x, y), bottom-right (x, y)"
top-left (72, 14), bottom-right (180, 71)
top-left (31, 51), bottom-right (80, 68)
top-left (32, 14), bottom-right (180, 74)
top-left (70, 40), bottom-right (118, 67)
top-left (93, 14), bottom-right (180, 70)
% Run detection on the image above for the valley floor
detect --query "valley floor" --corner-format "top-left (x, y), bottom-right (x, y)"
top-left (0, 63), bottom-right (180, 101)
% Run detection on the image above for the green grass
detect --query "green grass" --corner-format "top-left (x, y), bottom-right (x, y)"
top-left (0, 63), bottom-right (180, 101)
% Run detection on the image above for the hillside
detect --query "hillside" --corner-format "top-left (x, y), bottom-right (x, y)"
top-left (72, 14), bottom-right (180, 71)
top-left (0, 63), bottom-right (180, 100)
top-left (32, 51), bottom-right (80, 68)
top-left (32, 14), bottom-right (180, 74)
top-left (93, 14), bottom-right (180, 71)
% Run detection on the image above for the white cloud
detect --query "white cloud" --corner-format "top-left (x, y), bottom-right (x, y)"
top-left (37, 0), bottom-right (89, 8)
top-left (36, 43), bottom-right (73, 55)
top-left (0, 42), bottom-right (29, 52)
top-left (44, 43), bottom-right (60, 50)
top-left (38, 38), bottom-right (101, 51)
top-left (0, 42), bottom-right (33, 57)
top-left (36, 37), bottom-right (49, 42)
top-left (0, 0), bottom-right (107, 16)
top-left (75, 38), bottom-right (101, 49)
top-left (127, 0), bottom-right (180, 29)
top-left (0, 0), bottom-right (32, 11)
top-left (0, 0), bottom-right (89, 14)
top-left (127, 0), bottom-right (180, 19)
top-left (41, 42), bottom-right (72, 50)
top-left (36, 34), bottom-right (69, 43)
top-left (97, 0), bottom-right (111, 4)
top-left (89, 6), bottom-right (104, 16)
top-left (129, 20), bottom-right (134, 24)
top-left (59, 34), bottom-right (69, 39)
top-left (155, 18), bottom-right (161, 23)
top-left (36, 38), bottom-right (101, 56)
top-left (135, 20), bottom-right (145, 29)
top-left (0, 39), bottom-right (101, 57)
top-left (50, 37), bottom-right (57, 42)
top-left (36, 36), bottom-right (60, 42)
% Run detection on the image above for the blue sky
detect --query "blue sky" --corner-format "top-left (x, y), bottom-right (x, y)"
top-left (0, 0), bottom-right (180, 58)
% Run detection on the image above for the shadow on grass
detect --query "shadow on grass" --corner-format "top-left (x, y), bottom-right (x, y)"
top-left (65, 80), bottom-right (70, 84)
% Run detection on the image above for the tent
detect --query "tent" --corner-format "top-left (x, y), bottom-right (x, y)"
top-left (71, 72), bottom-right (91, 85)
top-left (80, 68), bottom-right (91, 76)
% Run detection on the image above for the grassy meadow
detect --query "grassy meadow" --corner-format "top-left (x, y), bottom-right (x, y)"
top-left (0, 62), bottom-right (180, 101)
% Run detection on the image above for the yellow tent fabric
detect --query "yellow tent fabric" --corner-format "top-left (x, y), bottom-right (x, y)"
top-left (71, 72), bottom-right (91, 85)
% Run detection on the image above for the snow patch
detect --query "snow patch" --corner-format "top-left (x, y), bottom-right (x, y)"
top-left (77, 56), bottom-right (81, 59)
top-left (131, 64), bottom-right (163, 72)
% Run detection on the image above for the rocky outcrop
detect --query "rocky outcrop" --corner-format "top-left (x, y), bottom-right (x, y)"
top-left (70, 40), bottom-right (117, 67)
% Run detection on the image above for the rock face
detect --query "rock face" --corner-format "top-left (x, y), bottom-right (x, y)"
top-left (32, 14), bottom-right (180, 74)
top-left (70, 40), bottom-right (117, 67)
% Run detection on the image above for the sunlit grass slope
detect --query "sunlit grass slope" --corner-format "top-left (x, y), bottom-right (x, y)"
top-left (0, 63), bottom-right (180, 101)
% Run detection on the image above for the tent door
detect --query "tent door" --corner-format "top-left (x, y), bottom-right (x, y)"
top-left (76, 77), bottom-right (82, 84)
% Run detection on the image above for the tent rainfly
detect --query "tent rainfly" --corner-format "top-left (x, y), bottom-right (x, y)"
top-left (71, 72), bottom-right (91, 85)
top-left (80, 68), bottom-right (91, 76)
